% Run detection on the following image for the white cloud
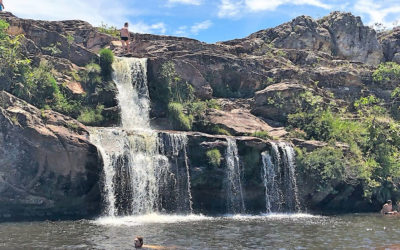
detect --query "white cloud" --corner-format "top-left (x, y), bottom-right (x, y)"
top-left (175, 26), bottom-right (189, 36)
top-left (131, 22), bottom-right (167, 34)
top-left (4, 0), bottom-right (167, 35)
top-left (218, 0), bottom-right (244, 18)
top-left (190, 20), bottom-right (213, 34)
top-left (174, 21), bottom-right (212, 36)
top-left (167, 0), bottom-right (202, 5)
top-left (218, 0), bottom-right (332, 18)
top-left (5, 0), bottom-right (133, 27)
top-left (353, 0), bottom-right (400, 28)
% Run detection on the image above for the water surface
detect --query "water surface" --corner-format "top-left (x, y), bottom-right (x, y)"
top-left (1, 213), bottom-right (400, 249)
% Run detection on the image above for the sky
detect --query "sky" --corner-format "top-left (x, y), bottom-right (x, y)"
top-left (3, 0), bottom-right (400, 43)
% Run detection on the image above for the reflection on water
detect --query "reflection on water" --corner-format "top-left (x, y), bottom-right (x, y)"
top-left (1, 214), bottom-right (400, 249)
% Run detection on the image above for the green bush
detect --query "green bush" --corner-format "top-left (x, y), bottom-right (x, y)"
top-left (77, 105), bottom-right (104, 125)
top-left (97, 23), bottom-right (120, 38)
top-left (167, 102), bottom-right (193, 131)
top-left (206, 149), bottom-right (222, 168)
top-left (298, 147), bottom-right (355, 184)
top-left (0, 20), bottom-right (30, 88)
top-left (99, 48), bottom-right (114, 80)
top-left (80, 63), bottom-right (102, 89)
top-left (373, 62), bottom-right (400, 84)
top-left (209, 125), bottom-right (231, 136)
top-left (250, 130), bottom-right (271, 140)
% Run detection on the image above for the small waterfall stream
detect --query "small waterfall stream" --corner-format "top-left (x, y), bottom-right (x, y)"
top-left (225, 138), bottom-right (245, 214)
top-left (90, 57), bottom-right (193, 216)
top-left (261, 142), bottom-right (301, 213)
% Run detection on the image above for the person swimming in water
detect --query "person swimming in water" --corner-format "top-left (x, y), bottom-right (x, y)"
top-left (134, 236), bottom-right (176, 249)
top-left (381, 200), bottom-right (394, 214)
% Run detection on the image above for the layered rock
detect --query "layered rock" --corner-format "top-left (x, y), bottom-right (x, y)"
top-left (380, 27), bottom-right (400, 63)
top-left (252, 82), bottom-right (310, 122)
top-left (227, 12), bottom-right (383, 66)
top-left (0, 91), bottom-right (102, 221)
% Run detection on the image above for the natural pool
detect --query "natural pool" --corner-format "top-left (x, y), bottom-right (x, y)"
top-left (1, 213), bottom-right (399, 249)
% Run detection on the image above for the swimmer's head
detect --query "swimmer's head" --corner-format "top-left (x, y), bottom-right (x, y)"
top-left (134, 236), bottom-right (143, 248)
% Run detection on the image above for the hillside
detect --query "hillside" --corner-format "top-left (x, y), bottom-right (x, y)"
top-left (1, 11), bottom-right (400, 220)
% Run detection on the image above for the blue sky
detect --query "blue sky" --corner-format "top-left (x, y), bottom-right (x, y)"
top-left (4, 0), bottom-right (400, 43)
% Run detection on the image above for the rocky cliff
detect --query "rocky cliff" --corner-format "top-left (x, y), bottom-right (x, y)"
top-left (1, 10), bottom-right (400, 218)
top-left (0, 91), bottom-right (102, 220)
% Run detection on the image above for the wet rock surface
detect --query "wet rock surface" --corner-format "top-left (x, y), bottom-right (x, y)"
top-left (0, 91), bottom-right (102, 221)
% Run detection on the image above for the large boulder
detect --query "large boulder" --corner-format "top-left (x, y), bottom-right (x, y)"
top-left (205, 108), bottom-right (287, 138)
top-left (252, 82), bottom-right (310, 122)
top-left (319, 12), bottom-right (383, 66)
top-left (0, 91), bottom-right (102, 221)
top-left (379, 27), bottom-right (400, 63)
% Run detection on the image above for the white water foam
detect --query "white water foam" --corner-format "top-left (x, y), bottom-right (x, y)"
top-left (95, 213), bottom-right (212, 227)
top-left (94, 213), bottom-right (320, 227)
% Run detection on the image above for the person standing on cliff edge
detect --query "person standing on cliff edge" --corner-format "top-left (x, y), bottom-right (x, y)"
top-left (0, 0), bottom-right (5, 12)
top-left (120, 22), bottom-right (130, 54)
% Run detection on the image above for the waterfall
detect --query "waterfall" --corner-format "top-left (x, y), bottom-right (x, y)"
top-left (113, 57), bottom-right (149, 129)
top-left (261, 142), bottom-right (300, 213)
top-left (159, 133), bottom-right (193, 213)
top-left (225, 138), bottom-right (245, 214)
top-left (279, 142), bottom-right (301, 212)
top-left (89, 57), bottom-right (192, 216)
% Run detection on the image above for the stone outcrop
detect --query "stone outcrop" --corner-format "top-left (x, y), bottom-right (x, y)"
top-left (205, 108), bottom-right (287, 138)
top-left (252, 82), bottom-right (310, 122)
top-left (0, 91), bottom-right (102, 220)
top-left (380, 27), bottom-right (400, 63)
top-left (227, 12), bottom-right (383, 66)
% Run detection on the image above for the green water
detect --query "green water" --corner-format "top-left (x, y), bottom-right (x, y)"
top-left (1, 213), bottom-right (399, 249)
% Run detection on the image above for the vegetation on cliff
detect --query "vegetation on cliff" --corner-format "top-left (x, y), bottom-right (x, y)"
top-left (290, 82), bottom-right (400, 205)
top-left (0, 20), bottom-right (115, 126)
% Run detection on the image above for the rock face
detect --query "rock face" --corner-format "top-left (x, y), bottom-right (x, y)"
top-left (252, 83), bottom-right (310, 122)
top-left (380, 27), bottom-right (400, 63)
top-left (230, 12), bottom-right (383, 66)
top-left (206, 108), bottom-right (287, 138)
top-left (0, 91), bottom-right (102, 221)
top-left (319, 12), bottom-right (383, 65)
top-left (183, 132), bottom-right (270, 214)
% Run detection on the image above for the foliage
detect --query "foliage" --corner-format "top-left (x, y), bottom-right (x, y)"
top-left (354, 95), bottom-right (386, 117)
top-left (206, 149), bottom-right (222, 168)
top-left (296, 146), bottom-right (359, 192)
top-left (167, 102), bottom-right (193, 131)
top-left (160, 61), bottom-right (195, 104)
top-left (289, 86), bottom-right (400, 202)
top-left (0, 20), bottom-right (30, 86)
top-left (372, 62), bottom-right (400, 86)
top-left (77, 105), bottom-right (104, 125)
top-left (209, 125), bottom-right (231, 136)
top-left (42, 42), bottom-right (62, 56)
top-left (80, 63), bottom-right (102, 89)
top-left (99, 48), bottom-right (114, 80)
top-left (97, 22), bottom-right (120, 38)
top-left (250, 130), bottom-right (271, 140)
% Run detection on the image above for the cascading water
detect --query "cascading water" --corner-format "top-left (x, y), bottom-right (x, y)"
top-left (159, 133), bottom-right (193, 213)
top-left (261, 142), bottom-right (300, 213)
top-left (225, 138), bottom-right (245, 214)
top-left (279, 142), bottom-right (301, 212)
top-left (89, 57), bottom-right (192, 216)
